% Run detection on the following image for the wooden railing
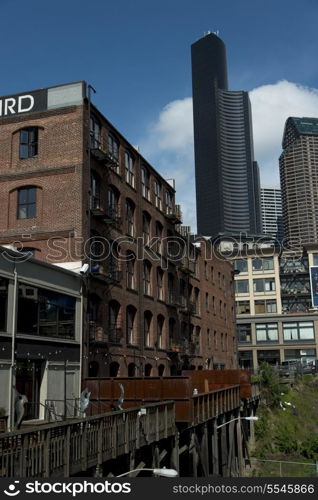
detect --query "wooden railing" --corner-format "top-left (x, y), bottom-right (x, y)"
top-left (192, 386), bottom-right (240, 425)
top-left (0, 401), bottom-right (175, 478)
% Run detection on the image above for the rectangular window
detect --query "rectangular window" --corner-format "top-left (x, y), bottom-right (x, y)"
top-left (235, 280), bottom-right (249, 294)
top-left (236, 300), bottom-right (250, 314)
top-left (256, 323), bottom-right (278, 342)
top-left (17, 285), bottom-right (76, 339)
top-left (255, 299), bottom-right (277, 314)
top-left (234, 259), bottom-right (248, 273)
top-left (283, 321), bottom-right (314, 341)
top-left (237, 324), bottom-right (251, 343)
top-left (17, 187), bottom-right (36, 219)
top-left (253, 278), bottom-right (276, 293)
top-left (20, 127), bottom-right (38, 159)
top-left (252, 257), bottom-right (274, 271)
top-left (313, 254), bottom-right (318, 266)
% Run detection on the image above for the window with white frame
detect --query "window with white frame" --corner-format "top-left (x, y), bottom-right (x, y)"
top-left (256, 323), bottom-right (278, 342)
top-left (235, 280), bottom-right (249, 294)
top-left (283, 321), bottom-right (314, 341)
top-left (253, 278), bottom-right (276, 293)
top-left (255, 299), bottom-right (277, 314)
top-left (252, 257), bottom-right (274, 271)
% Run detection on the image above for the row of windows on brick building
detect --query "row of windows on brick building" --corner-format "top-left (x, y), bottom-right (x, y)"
top-left (15, 124), bottom-right (175, 216)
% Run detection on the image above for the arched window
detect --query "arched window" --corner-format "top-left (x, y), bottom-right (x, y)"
top-left (169, 318), bottom-right (176, 346)
top-left (144, 364), bottom-right (152, 376)
top-left (144, 311), bottom-right (153, 347)
top-left (88, 361), bottom-right (99, 377)
top-left (107, 185), bottom-right (120, 219)
top-left (126, 251), bottom-right (136, 289)
top-left (128, 362), bottom-right (137, 377)
top-left (108, 134), bottom-right (119, 161)
top-left (125, 199), bottom-right (135, 236)
top-left (125, 151), bottom-right (135, 187)
top-left (143, 261), bottom-right (152, 296)
top-left (17, 186), bottom-right (37, 219)
top-left (155, 221), bottom-right (163, 254)
top-left (142, 211), bottom-right (151, 246)
top-left (154, 179), bottom-right (162, 210)
top-left (91, 171), bottom-right (101, 209)
top-left (108, 300), bottom-right (121, 343)
top-left (90, 115), bottom-right (101, 148)
top-left (168, 273), bottom-right (175, 305)
top-left (109, 361), bottom-right (120, 377)
top-left (141, 166), bottom-right (150, 200)
top-left (158, 364), bottom-right (165, 377)
top-left (19, 127), bottom-right (38, 159)
top-left (157, 268), bottom-right (164, 300)
top-left (126, 305), bottom-right (137, 345)
top-left (157, 315), bottom-right (165, 349)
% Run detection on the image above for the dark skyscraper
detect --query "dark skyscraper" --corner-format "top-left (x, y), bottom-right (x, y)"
top-left (191, 32), bottom-right (261, 237)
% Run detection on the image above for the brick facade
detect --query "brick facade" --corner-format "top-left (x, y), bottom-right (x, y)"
top-left (0, 83), bottom-right (237, 378)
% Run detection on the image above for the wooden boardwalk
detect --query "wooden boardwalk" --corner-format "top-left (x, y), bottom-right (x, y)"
top-left (0, 401), bottom-right (175, 478)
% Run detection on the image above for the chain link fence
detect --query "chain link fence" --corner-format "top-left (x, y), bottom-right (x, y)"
top-left (250, 458), bottom-right (318, 477)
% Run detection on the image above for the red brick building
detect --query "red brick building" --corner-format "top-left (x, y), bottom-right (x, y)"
top-left (0, 82), bottom-right (237, 378)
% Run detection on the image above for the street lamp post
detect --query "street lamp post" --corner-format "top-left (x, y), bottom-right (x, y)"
top-left (216, 415), bottom-right (258, 429)
top-left (216, 415), bottom-right (258, 476)
top-left (116, 468), bottom-right (178, 478)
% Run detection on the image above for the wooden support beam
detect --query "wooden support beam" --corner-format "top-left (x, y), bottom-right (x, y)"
top-left (200, 424), bottom-right (209, 477)
top-left (212, 419), bottom-right (219, 476)
top-left (236, 418), bottom-right (244, 476)
top-left (159, 449), bottom-right (168, 463)
top-left (220, 417), bottom-right (228, 477)
top-left (227, 420), bottom-right (235, 477)
top-left (129, 461), bottom-right (146, 477)
top-left (178, 444), bottom-right (188, 455)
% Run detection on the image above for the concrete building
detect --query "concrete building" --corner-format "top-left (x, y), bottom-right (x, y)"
top-left (0, 82), bottom-right (237, 381)
top-left (280, 117), bottom-right (318, 245)
top-left (260, 187), bottom-right (283, 241)
top-left (233, 245), bottom-right (318, 370)
top-left (0, 246), bottom-right (82, 428)
top-left (191, 32), bottom-right (261, 237)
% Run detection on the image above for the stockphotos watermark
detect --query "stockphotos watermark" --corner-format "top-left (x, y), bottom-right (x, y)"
top-left (3, 480), bottom-right (131, 497)
top-left (1, 232), bottom-right (305, 267)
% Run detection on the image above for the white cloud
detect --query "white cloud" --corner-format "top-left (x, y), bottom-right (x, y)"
top-left (140, 80), bottom-right (318, 230)
top-left (140, 98), bottom-right (196, 230)
top-left (249, 80), bottom-right (318, 185)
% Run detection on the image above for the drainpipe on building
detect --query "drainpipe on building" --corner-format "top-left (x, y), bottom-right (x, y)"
top-left (8, 266), bottom-right (18, 432)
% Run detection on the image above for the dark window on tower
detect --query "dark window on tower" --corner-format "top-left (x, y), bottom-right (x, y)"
top-left (17, 187), bottom-right (37, 219)
top-left (19, 127), bottom-right (38, 159)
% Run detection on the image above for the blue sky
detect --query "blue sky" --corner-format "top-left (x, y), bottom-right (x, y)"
top-left (1, 0), bottom-right (318, 229)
